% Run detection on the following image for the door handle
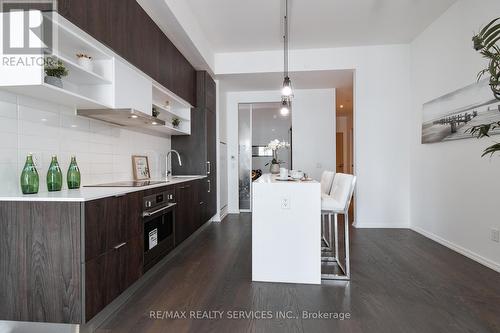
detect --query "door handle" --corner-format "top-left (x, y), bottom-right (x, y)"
top-left (208, 180), bottom-right (211, 193)
top-left (113, 242), bottom-right (126, 250)
top-left (207, 161), bottom-right (211, 175)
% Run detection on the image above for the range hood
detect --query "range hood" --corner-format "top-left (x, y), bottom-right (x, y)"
top-left (76, 108), bottom-right (179, 138)
top-left (77, 108), bottom-right (165, 127)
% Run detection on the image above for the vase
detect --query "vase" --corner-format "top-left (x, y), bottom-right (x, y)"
top-left (47, 155), bottom-right (63, 192)
top-left (77, 57), bottom-right (93, 71)
top-left (20, 154), bottom-right (39, 194)
top-left (67, 156), bottom-right (81, 189)
top-left (44, 75), bottom-right (63, 88)
top-left (270, 163), bottom-right (280, 174)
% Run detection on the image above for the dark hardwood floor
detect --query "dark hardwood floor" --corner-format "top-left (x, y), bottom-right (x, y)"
top-left (96, 213), bottom-right (500, 333)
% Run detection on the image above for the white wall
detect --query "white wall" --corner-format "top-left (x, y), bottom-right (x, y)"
top-left (225, 89), bottom-right (335, 213)
top-left (291, 89), bottom-right (335, 180)
top-left (217, 45), bottom-right (411, 227)
top-left (0, 90), bottom-right (171, 193)
top-left (410, 0), bottom-right (500, 271)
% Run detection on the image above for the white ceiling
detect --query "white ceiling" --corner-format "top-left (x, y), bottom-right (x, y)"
top-left (185, 0), bottom-right (456, 53)
top-left (218, 70), bottom-right (354, 112)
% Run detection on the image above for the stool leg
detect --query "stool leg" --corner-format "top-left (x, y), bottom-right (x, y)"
top-left (334, 213), bottom-right (339, 261)
top-left (345, 211), bottom-right (350, 279)
top-left (328, 213), bottom-right (333, 252)
top-left (321, 214), bottom-right (330, 249)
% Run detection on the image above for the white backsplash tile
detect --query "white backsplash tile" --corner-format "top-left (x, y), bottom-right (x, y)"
top-left (0, 92), bottom-right (171, 192)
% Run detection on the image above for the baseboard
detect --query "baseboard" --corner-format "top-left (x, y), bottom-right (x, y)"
top-left (353, 221), bottom-right (410, 228)
top-left (412, 226), bottom-right (500, 273)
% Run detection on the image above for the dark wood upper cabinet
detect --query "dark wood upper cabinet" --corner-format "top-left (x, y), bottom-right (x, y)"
top-left (57, 0), bottom-right (196, 106)
top-left (173, 71), bottom-right (217, 221)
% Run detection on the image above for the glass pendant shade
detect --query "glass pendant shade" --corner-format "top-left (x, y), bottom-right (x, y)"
top-left (280, 98), bottom-right (290, 116)
top-left (282, 76), bottom-right (293, 97)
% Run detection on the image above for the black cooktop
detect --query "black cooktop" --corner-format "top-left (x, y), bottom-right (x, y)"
top-left (84, 180), bottom-right (168, 187)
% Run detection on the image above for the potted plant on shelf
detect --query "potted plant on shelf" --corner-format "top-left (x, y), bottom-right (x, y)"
top-left (172, 117), bottom-right (181, 129)
top-left (468, 17), bottom-right (500, 156)
top-left (76, 53), bottom-right (93, 71)
top-left (264, 139), bottom-right (290, 174)
top-left (152, 106), bottom-right (160, 118)
top-left (44, 57), bottom-right (68, 88)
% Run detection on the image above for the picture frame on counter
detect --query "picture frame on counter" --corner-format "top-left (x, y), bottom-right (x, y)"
top-left (132, 155), bottom-right (150, 180)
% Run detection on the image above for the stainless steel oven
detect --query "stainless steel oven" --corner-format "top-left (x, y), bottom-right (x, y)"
top-left (142, 189), bottom-right (176, 272)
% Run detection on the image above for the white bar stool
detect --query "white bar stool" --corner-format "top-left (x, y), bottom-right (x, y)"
top-left (321, 173), bottom-right (356, 280)
top-left (320, 171), bottom-right (335, 251)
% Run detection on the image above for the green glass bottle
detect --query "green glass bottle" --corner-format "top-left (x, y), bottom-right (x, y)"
top-left (67, 155), bottom-right (81, 189)
top-left (46, 155), bottom-right (62, 192)
top-left (20, 153), bottom-right (39, 194)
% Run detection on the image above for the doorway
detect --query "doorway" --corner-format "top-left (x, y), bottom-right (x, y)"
top-left (238, 102), bottom-right (292, 211)
top-left (335, 75), bottom-right (355, 223)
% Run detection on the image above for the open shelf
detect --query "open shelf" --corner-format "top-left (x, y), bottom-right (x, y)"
top-left (3, 83), bottom-right (111, 109)
top-left (48, 52), bottom-right (112, 86)
top-left (152, 102), bottom-right (189, 121)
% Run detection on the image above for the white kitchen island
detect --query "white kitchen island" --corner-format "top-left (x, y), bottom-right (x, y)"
top-left (252, 173), bottom-right (321, 284)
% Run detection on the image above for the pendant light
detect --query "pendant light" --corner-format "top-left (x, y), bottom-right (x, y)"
top-left (281, 0), bottom-right (293, 98)
top-left (280, 96), bottom-right (290, 116)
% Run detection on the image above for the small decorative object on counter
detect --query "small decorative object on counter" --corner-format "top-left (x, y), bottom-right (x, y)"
top-left (67, 156), bottom-right (81, 189)
top-left (20, 153), bottom-right (39, 194)
top-left (76, 53), bottom-right (93, 71)
top-left (264, 139), bottom-right (290, 174)
top-left (152, 106), bottom-right (160, 118)
top-left (44, 56), bottom-right (68, 88)
top-left (132, 155), bottom-right (150, 180)
top-left (47, 155), bottom-right (63, 192)
top-left (172, 117), bottom-right (181, 128)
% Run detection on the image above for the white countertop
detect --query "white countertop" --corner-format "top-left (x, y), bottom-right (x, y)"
top-left (0, 176), bottom-right (206, 202)
top-left (253, 173), bottom-right (318, 184)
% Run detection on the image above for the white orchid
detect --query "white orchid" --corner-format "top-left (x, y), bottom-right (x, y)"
top-left (265, 139), bottom-right (290, 166)
top-left (266, 139), bottom-right (290, 151)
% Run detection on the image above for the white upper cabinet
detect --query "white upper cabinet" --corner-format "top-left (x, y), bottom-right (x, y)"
top-left (114, 59), bottom-right (152, 115)
top-left (0, 10), bottom-right (191, 135)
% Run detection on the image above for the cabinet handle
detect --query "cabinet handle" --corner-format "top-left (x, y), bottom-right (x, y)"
top-left (207, 161), bottom-right (211, 175)
top-left (199, 201), bottom-right (204, 205)
top-left (179, 185), bottom-right (191, 189)
top-left (208, 180), bottom-right (211, 193)
top-left (113, 242), bottom-right (126, 250)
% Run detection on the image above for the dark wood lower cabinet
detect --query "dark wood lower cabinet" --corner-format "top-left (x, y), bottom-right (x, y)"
top-left (0, 202), bottom-right (81, 324)
top-left (85, 235), bottom-right (143, 321)
top-left (0, 181), bottom-right (210, 324)
top-left (175, 181), bottom-right (198, 244)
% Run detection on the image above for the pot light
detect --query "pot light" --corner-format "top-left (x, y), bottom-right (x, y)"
top-left (130, 115), bottom-right (138, 119)
top-left (152, 121), bottom-right (158, 125)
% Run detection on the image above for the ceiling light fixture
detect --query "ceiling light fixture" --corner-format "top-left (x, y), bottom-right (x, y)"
top-left (281, 0), bottom-right (293, 99)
